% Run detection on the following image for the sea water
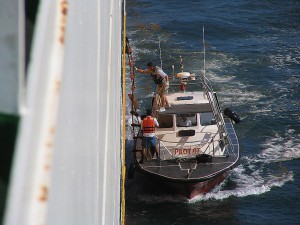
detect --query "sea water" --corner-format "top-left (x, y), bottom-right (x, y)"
top-left (125, 0), bottom-right (300, 224)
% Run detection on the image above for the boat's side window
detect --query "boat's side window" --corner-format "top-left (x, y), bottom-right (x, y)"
top-left (157, 114), bottom-right (173, 128)
top-left (200, 112), bottom-right (216, 126)
top-left (176, 114), bottom-right (197, 127)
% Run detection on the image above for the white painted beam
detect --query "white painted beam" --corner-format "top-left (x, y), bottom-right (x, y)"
top-left (4, 0), bottom-right (122, 224)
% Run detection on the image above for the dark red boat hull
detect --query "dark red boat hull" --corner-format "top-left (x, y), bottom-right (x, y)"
top-left (137, 167), bottom-right (231, 199)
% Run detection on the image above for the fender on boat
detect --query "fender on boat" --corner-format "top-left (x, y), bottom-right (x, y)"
top-left (224, 108), bottom-right (241, 123)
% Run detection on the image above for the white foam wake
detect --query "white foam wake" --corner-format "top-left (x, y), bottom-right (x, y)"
top-left (190, 129), bottom-right (299, 203)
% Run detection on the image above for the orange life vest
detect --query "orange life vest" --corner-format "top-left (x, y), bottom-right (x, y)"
top-left (142, 116), bottom-right (155, 133)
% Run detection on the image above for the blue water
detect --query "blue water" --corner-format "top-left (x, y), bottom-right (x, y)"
top-left (125, 0), bottom-right (300, 224)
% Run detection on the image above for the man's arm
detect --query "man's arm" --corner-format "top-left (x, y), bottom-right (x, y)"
top-left (154, 118), bottom-right (159, 128)
top-left (135, 67), bottom-right (151, 74)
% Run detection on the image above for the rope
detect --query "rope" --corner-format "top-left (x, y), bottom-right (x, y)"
top-left (125, 37), bottom-right (136, 129)
top-left (121, 0), bottom-right (127, 224)
top-left (122, 2), bottom-right (140, 223)
top-left (125, 31), bottom-right (140, 132)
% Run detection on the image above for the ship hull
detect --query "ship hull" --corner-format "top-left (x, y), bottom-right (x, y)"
top-left (136, 164), bottom-right (231, 199)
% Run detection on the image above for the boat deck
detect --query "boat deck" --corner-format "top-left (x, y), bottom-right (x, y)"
top-left (138, 154), bottom-right (238, 182)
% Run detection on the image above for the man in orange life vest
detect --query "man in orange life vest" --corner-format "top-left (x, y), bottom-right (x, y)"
top-left (140, 109), bottom-right (159, 163)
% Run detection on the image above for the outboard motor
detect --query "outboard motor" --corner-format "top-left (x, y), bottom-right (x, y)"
top-left (224, 108), bottom-right (241, 124)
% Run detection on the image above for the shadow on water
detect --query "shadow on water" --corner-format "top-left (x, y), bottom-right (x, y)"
top-left (125, 139), bottom-right (183, 200)
top-left (125, 178), bottom-right (240, 225)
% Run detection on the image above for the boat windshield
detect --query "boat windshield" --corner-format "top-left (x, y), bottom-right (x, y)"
top-left (200, 112), bottom-right (216, 126)
top-left (176, 114), bottom-right (197, 127)
top-left (157, 114), bottom-right (173, 128)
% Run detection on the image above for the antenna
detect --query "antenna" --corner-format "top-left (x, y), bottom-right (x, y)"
top-left (180, 55), bottom-right (184, 72)
top-left (158, 35), bottom-right (163, 69)
top-left (203, 26), bottom-right (206, 79)
top-left (202, 26), bottom-right (207, 99)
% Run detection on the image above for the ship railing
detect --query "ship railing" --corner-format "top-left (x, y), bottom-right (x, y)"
top-left (156, 138), bottom-right (174, 160)
top-left (201, 132), bottom-right (218, 155)
top-left (202, 76), bottom-right (238, 156)
top-left (223, 117), bottom-right (239, 156)
top-left (202, 76), bottom-right (225, 132)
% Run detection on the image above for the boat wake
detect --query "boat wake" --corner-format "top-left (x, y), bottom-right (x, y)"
top-left (189, 129), bottom-right (299, 203)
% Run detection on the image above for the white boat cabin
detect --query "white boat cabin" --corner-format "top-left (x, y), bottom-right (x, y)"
top-left (154, 91), bottom-right (226, 159)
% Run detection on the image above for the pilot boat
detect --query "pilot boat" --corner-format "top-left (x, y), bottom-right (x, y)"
top-left (126, 36), bottom-right (241, 199)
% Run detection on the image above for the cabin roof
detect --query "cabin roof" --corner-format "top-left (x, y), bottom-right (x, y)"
top-left (167, 92), bottom-right (208, 105)
top-left (160, 92), bottom-right (212, 114)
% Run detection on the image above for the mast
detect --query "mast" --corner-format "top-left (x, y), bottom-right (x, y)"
top-left (201, 26), bottom-right (207, 99)
top-left (158, 35), bottom-right (163, 69)
top-left (203, 26), bottom-right (206, 81)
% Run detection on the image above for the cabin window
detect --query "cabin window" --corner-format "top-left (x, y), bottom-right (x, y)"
top-left (200, 112), bottom-right (216, 126)
top-left (157, 114), bottom-right (173, 128)
top-left (176, 114), bottom-right (197, 127)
